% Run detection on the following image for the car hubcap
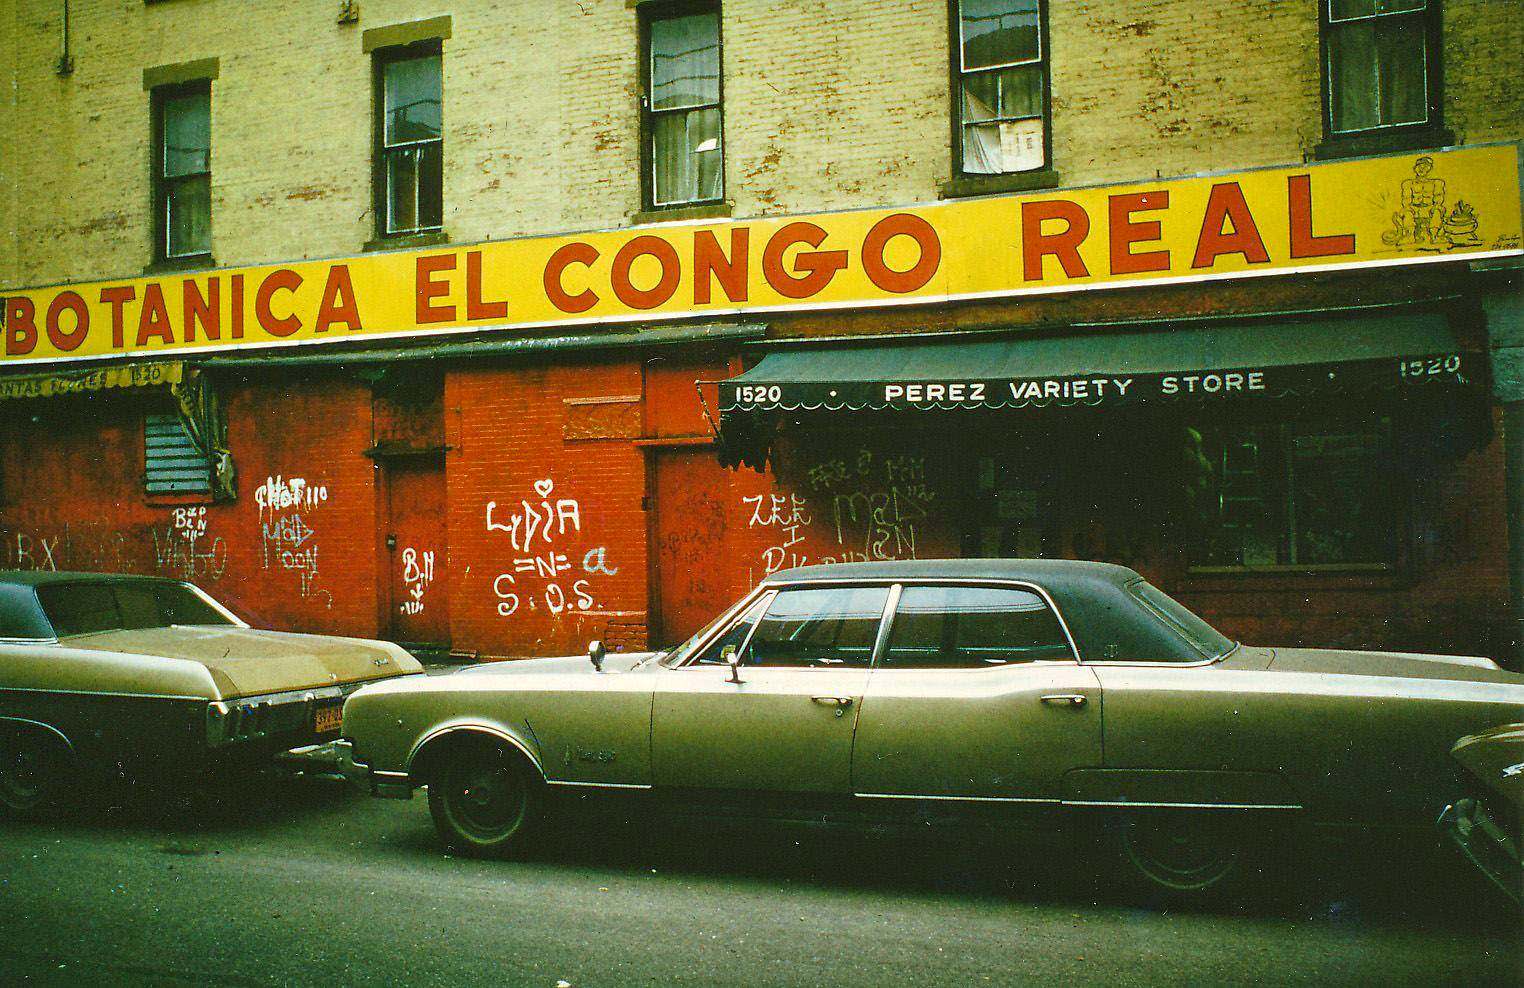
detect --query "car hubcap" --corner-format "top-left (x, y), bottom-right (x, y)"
top-left (448, 759), bottom-right (526, 841)
top-left (1123, 818), bottom-right (1240, 891)
top-left (0, 744), bottom-right (45, 808)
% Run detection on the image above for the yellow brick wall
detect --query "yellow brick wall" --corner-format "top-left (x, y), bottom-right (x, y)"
top-left (2, 0), bottom-right (1520, 292)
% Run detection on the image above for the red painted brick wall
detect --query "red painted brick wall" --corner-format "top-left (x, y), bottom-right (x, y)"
top-left (0, 376), bottom-right (380, 640)
top-left (445, 358), bottom-right (650, 658)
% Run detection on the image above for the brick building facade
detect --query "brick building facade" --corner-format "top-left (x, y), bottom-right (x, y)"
top-left (2, 1), bottom-right (1522, 663)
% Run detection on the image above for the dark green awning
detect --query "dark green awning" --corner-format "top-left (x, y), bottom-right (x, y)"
top-left (718, 312), bottom-right (1479, 415)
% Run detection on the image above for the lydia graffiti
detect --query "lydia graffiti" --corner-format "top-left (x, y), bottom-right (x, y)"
top-left (487, 478), bottom-right (615, 619)
top-left (258, 474), bottom-right (332, 607)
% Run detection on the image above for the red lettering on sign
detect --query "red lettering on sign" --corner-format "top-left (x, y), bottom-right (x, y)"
top-left (694, 228), bottom-right (749, 304)
top-left (544, 242), bottom-right (600, 314)
top-left (137, 283), bottom-right (174, 346)
top-left (183, 279), bottom-right (220, 342)
top-left (255, 269), bottom-right (302, 338)
top-left (862, 213), bottom-right (941, 294)
top-left (1022, 199), bottom-right (1091, 281)
top-left (415, 254), bottom-right (456, 324)
top-left (762, 222), bottom-right (848, 299)
top-left (611, 236), bottom-right (682, 310)
top-left (45, 291), bottom-right (89, 352)
top-left (315, 265), bottom-right (361, 333)
top-left (1108, 190), bottom-right (1171, 275)
top-left (4, 298), bottom-right (37, 355)
top-left (100, 286), bottom-right (135, 349)
top-left (1287, 174), bottom-right (1356, 259)
top-left (231, 275), bottom-right (245, 339)
top-left (465, 250), bottom-right (508, 321)
top-left (1192, 183), bottom-right (1270, 269)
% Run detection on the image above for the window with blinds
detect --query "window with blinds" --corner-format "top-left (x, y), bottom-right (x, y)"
top-left (144, 412), bottom-right (212, 497)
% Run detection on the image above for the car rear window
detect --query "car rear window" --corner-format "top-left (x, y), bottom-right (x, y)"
top-left (37, 582), bottom-right (235, 637)
top-left (1126, 580), bottom-right (1235, 660)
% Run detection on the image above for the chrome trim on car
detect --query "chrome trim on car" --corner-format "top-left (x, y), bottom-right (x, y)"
top-left (0, 716), bottom-right (76, 755)
top-left (0, 685), bottom-right (209, 702)
top-left (1061, 800), bottom-right (1304, 811)
top-left (546, 780), bottom-right (655, 790)
top-left (406, 723), bottom-right (546, 780)
top-left (855, 791), bottom-right (1058, 805)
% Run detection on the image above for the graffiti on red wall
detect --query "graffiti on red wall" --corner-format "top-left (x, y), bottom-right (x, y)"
top-left (486, 477), bottom-right (618, 620)
top-left (151, 506), bottom-right (228, 582)
top-left (742, 446), bottom-right (939, 582)
top-left (257, 474), bottom-right (332, 607)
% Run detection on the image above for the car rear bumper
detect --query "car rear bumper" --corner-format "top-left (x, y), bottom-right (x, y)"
top-left (1438, 798), bottom-right (1522, 905)
top-left (297, 738), bottom-right (414, 799)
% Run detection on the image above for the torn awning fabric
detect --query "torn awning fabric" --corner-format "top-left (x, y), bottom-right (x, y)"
top-left (716, 312), bottom-right (1482, 469)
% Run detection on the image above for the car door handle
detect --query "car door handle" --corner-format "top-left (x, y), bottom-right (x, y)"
top-left (811, 696), bottom-right (854, 708)
top-left (1039, 693), bottom-right (1088, 708)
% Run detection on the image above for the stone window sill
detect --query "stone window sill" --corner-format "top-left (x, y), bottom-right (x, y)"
top-left (363, 230), bottom-right (450, 252)
top-left (629, 201), bottom-right (732, 226)
top-left (939, 169), bottom-right (1062, 199)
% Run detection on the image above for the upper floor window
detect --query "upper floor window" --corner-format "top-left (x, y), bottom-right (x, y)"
top-left (153, 83), bottom-right (211, 261)
top-left (376, 44), bottom-right (443, 237)
top-left (643, 4), bottom-right (724, 208)
top-left (956, 0), bottom-right (1047, 175)
top-left (1322, 0), bottom-right (1439, 137)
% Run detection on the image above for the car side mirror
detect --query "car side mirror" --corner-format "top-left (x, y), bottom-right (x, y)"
top-left (722, 644), bottom-right (743, 684)
top-left (588, 639), bottom-right (606, 673)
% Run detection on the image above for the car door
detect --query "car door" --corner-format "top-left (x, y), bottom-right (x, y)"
top-left (650, 584), bottom-right (891, 793)
top-left (851, 583), bottom-right (1103, 801)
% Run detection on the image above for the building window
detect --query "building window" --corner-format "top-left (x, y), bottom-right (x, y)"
top-left (1187, 417), bottom-right (1399, 570)
top-left (955, 0), bottom-right (1047, 175)
top-left (376, 44), bottom-right (443, 237)
top-left (643, 4), bottom-right (724, 208)
top-left (1322, 0), bottom-right (1439, 137)
top-left (152, 83), bottom-right (211, 261)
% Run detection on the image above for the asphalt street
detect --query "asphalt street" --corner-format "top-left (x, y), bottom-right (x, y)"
top-left (0, 773), bottom-right (1518, 988)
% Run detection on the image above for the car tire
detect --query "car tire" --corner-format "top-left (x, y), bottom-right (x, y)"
top-left (1115, 812), bottom-right (1251, 901)
top-left (0, 728), bottom-right (72, 819)
top-left (427, 742), bottom-right (543, 857)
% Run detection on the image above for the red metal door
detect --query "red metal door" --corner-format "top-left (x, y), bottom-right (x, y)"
top-left (651, 447), bottom-right (732, 647)
top-left (384, 455), bottom-right (449, 647)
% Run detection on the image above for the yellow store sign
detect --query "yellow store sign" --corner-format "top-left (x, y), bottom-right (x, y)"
top-left (3, 143), bottom-right (1520, 367)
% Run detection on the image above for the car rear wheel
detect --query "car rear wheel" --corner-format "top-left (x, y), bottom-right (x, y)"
top-left (0, 730), bottom-right (71, 818)
top-left (427, 742), bottom-right (542, 857)
top-left (1116, 813), bottom-right (1247, 898)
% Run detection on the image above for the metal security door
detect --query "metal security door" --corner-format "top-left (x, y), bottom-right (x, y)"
top-left (650, 446), bottom-right (732, 647)
top-left (384, 454), bottom-right (449, 648)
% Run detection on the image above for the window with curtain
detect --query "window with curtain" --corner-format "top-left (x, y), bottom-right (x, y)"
top-left (644, 5), bottom-right (724, 207)
top-left (153, 83), bottom-right (211, 260)
top-left (1323, 0), bottom-right (1434, 135)
top-left (956, 0), bottom-right (1047, 175)
top-left (376, 45), bottom-right (443, 236)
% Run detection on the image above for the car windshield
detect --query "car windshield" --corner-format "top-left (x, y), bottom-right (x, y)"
top-left (658, 589), bottom-right (766, 668)
top-left (36, 581), bottom-right (238, 638)
top-left (1127, 580), bottom-right (1237, 660)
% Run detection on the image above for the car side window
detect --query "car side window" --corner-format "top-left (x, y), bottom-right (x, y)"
top-left (882, 585), bottom-right (1072, 668)
top-left (743, 586), bottom-right (890, 669)
top-left (690, 594), bottom-right (771, 665)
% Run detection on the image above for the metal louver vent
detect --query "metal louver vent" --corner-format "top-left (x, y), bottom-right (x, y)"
top-left (144, 412), bottom-right (211, 496)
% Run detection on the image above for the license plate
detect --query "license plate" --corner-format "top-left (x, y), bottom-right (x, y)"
top-left (313, 703), bottom-right (343, 734)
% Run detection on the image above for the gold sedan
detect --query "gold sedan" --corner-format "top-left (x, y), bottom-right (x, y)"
top-left (338, 559), bottom-right (1524, 896)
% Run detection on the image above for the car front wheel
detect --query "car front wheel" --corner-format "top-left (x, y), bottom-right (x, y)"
top-left (427, 743), bottom-right (542, 857)
top-left (0, 729), bottom-right (72, 818)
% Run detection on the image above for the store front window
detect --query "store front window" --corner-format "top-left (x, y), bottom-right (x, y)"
top-left (1184, 415), bottom-right (1400, 570)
